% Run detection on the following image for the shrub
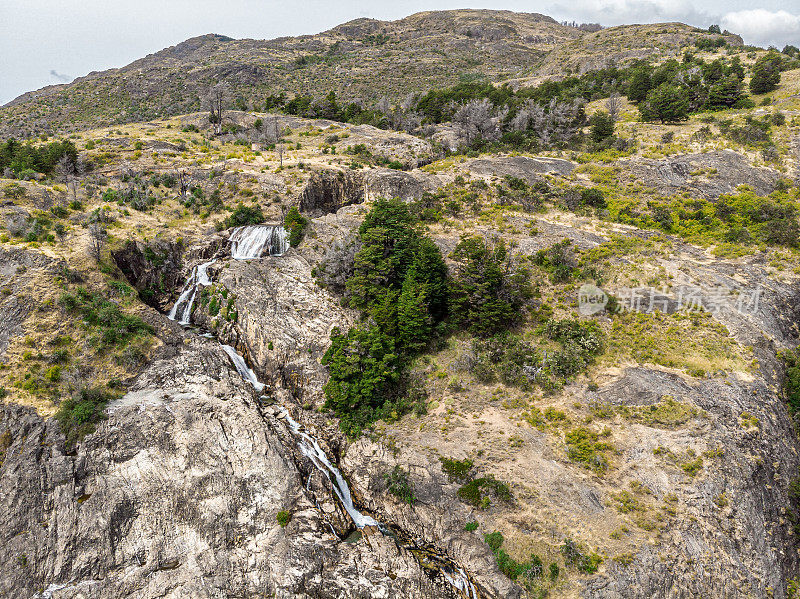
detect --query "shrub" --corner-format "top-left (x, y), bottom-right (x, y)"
top-left (276, 510), bottom-right (291, 527)
top-left (464, 521), bottom-right (479, 532)
top-left (589, 112), bottom-right (615, 143)
top-left (450, 236), bottom-right (532, 336)
top-left (284, 206), bottom-right (309, 247)
top-left (534, 240), bottom-right (577, 282)
top-left (581, 187), bottom-right (606, 208)
top-left (484, 531), bottom-right (548, 587)
top-left (322, 324), bottom-right (404, 437)
top-left (440, 456), bottom-right (474, 482)
top-left (750, 53), bottom-right (782, 95)
top-left (384, 465), bottom-right (416, 504)
top-left (560, 538), bottom-right (602, 573)
top-left (457, 476), bottom-right (512, 508)
top-left (59, 287), bottom-right (153, 348)
top-left (224, 204), bottom-right (265, 228)
top-left (564, 427), bottom-right (612, 473)
top-left (54, 387), bottom-right (115, 449)
top-left (640, 84), bottom-right (690, 123)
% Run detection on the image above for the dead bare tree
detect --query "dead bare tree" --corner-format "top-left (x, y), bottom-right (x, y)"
top-left (206, 82), bottom-right (231, 135)
top-left (176, 169), bottom-right (190, 198)
top-left (605, 92), bottom-right (622, 123)
top-left (277, 144), bottom-right (285, 167)
top-left (452, 98), bottom-right (500, 146)
top-left (88, 223), bottom-right (106, 262)
top-left (55, 154), bottom-right (74, 186)
top-left (530, 98), bottom-right (584, 147)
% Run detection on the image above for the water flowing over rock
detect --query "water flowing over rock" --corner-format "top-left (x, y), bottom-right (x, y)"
top-left (167, 259), bottom-right (215, 324)
top-left (230, 225), bottom-right (289, 259)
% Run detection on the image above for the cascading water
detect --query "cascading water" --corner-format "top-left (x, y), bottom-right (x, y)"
top-left (279, 408), bottom-right (378, 528)
top-left (230, 225), bottom-right (289, 259)
top-left (168, 249), bottom-right (480, 598)
top-left (168, 259), bottom-right (216, 325)
top-left (219, 341), bottom-right (479, 599)
top-left (220, 344), bottom-right (265, 392)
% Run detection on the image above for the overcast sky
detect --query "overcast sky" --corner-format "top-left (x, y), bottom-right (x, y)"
top-left (1, 0), bottom-right (799, 105)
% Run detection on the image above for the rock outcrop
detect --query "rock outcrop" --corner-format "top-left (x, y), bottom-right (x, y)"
top-left (0, 340), bottom-right (480, 599)
top-left (622, 150), bottom-right (781, 198)
top-left (112, 239), bottom-right (184, 311)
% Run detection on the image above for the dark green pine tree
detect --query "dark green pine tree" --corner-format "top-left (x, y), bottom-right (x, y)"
top-left (627, 68), bottom-right (652, 104)
top-left (640, 84), bottom-right (690, 123)
top-left (750, 53), bottom-right (782, 95)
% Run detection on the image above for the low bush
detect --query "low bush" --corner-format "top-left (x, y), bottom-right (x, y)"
top-left (560, 538), bottom-right (602, 574)
top-left (224, 204), bottom-right (265, 228)
top-left (384, 465), bottom-right (416, 504)
top-left (59, 287), bottom-right (153, 349)
top-left (54, 387), bottom-right (116, 449)
top-left (284, 206), bottom-right (309, 247)
top-left (276, 510), bottom-right (291, 527)
top-left (457, 476), bottom-right (512, 508)
top-left (440, 456), bottom-right (474, 482)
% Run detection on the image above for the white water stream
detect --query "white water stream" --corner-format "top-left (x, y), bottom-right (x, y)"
top-left (167, 259), bottom-right (216, 324)
top-left (230, 225), bottom-right (289, 259)
top-left (169, 254), bottom-right (479, 598)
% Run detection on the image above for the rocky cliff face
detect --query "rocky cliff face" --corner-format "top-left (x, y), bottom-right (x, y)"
top-left (111, 239), bottom-right (184, 311)
top-left (144, 199), bottom-right (800, 598)
top-left (0, 337), bottom-right (490, 598)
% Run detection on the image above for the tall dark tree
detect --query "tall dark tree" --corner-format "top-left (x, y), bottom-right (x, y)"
top-left (640, 84), bottom-right (690, 123)
top-left (627, 68), bottom-right (652, 104)
top-left (750, 53), bottom-right (782, 95)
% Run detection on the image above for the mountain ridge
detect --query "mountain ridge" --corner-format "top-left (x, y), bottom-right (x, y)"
top-left (0, 9), bottom-right (738, 138)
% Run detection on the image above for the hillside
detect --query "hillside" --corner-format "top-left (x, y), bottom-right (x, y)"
top-left (0, 10), bottom-right (580, 137)
top-left (1, 8), bottom-right (800, 599)
top-left (0, 10), bottom-right (741, 139)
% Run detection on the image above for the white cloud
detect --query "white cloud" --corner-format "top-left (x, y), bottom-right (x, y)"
top-left (721, 9), bottom-right (800, 48)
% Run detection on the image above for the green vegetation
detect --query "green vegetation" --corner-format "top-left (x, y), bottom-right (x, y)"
top-left (449, 236), bottom-right (532, 336)
top-left (224, 204), bottom-right (265, 228)
top-left (457, 476), bottom-right (512, 509)
top-left (560, 538), bottom-right (602, 574)
top-left (440, 456), bottom-right (474, 482)
top-left (564, 427), bottom-right (613, 473)
top-left (781, 348), bottom-right (800, 419)
top-left (618, 396), bottom-right (698, 428)
top-left (322, 198), bottom-right (448, 436)
top-left (640, 84), bottom-right (690, 123)
top-left (284, 206), bottom-right (309, 247)
top-left (384, 465), bottom-right (416, 504)
top-left (59, 287), bottom-right (153, 349)
top-left (0, 139), bottom-right (78, 177)
top-left (484, 531), bottom-right (557, 592)
top-left (276, 510), bottom-right (292, 527)
top-left (464, 521), bottom-right (479, 532)
top-left (54, 386), bottom-right (117, 449)
top-left (626, 55), bottom-right (753, 122)
top-left (750, 52), bottom-right (782, 94)
top-left (608, 188), bottom-right (800, 248)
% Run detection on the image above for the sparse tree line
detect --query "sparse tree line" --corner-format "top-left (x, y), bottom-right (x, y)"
top-left (196, 44), bottom-right (795, 153)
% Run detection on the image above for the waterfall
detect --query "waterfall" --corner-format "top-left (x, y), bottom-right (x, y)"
top-left (220, 344), bottom-right (265, 392)
top-left (168, 260), bottom-right (216, 325)
top-left (443, 568), bottom-right (480, 599)
top-left (217, 342), bottom-right (480, 598)
top-left (230, 225), bottom-right (289, 260)
top-left (278, 408), bottom-right (379, 529)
